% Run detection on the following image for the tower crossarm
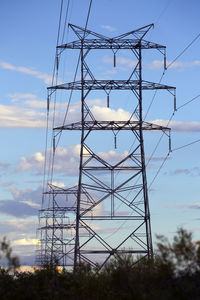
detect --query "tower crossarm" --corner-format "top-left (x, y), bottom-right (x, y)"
top-left (57, 39), bottom-right (165, 50)
top-left (48, 80), bottom-right (175, 91)
top-left (53, 120), bottom-right (170, 132)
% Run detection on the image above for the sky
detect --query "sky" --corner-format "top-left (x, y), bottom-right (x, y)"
top-left (1, 0), bottom-right (200, 265)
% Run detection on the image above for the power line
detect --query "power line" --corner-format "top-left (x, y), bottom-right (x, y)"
top-left (61, 0), bottom-right (71, 44)
top-left (145, 29), bottom-right (200, 121)
top-left (55, 0), bottom-right (93, 148)
top-left (166, 32), bottom-right (200, 70)
top-left (147, 152), bottom-right (170, 191)
top-left (42, 0), bottom-right (66, 204)
top-left (172, 138), bottom-right (200, 152)
top-left (177, 94), bottom-right (200, 110)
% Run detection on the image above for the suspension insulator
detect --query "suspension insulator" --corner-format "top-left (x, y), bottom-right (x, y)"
top-left (53, 136), bottom-right (56, 153)
top-left (114, 53), bottom-right (116, 67)
top-left (114, 135), bottom-right (117, 149)
top-left (56, 55), bottom-right (59, 71)
top-left (47, 95), bottom-right (50, 112)
top-left (107, 94), bottom-right (110, 108)
top-left (169, 134), bottom-right (172, 152)
top-left (164, 53), bottom-right (167, 70)
top-left (174, 94), bottom-right (177, 111)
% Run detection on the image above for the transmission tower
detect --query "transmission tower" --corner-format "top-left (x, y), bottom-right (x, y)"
top-left (37, 23), bottom-right (176, 270)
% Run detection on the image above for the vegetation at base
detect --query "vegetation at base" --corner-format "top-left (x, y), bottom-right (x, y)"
top-left (0, 228), bottom-right (200, 299)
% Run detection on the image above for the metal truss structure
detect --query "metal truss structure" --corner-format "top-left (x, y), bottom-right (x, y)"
top-left (37, 23), bottom-right (176, 270)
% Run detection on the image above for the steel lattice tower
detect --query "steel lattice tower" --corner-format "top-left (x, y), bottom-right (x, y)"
top-left (37, 23), bottom-right (176, 270)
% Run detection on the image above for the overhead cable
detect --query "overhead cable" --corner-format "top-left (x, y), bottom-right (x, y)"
top-left (166, 32), bottom-right (200, 70)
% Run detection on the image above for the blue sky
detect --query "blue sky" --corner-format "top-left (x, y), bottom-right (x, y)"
top-left (1, 0), bottom-right (200, 265)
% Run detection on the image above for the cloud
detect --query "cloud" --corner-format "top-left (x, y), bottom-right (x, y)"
top-left (0, 97), bottom-right (108, 128)
top-left (8, 93), bottom-right (37, 103)
top-left (0, 103), bottom-right (46, 128)
top-left (0, 218), bottom-right (38, 264)
top-left (91, 106), bottom-right (131, 121)
top-left (12, 238), bottom-right (39, 246)
top-left (98, 150), bottom-right (128, 161)
top-left (16, 152), bottom-right (45, 172)
top-left (147, 60), bottom-right (200, 70)
top-left (101, 25), bottom-right (116, 32)
top-left (0, 185), bottom-right (44, 218)
top-left (0, 219), bottom-right (37, 235)
top-left (0, 162), bottom-right (10, 170)
top-left (51, 181), bottom-right (65, 188)
top-left (180, 202), bottom-right (200, 210)
top-left (152, 119), bottom-right (200, 132)
top-left (103, 55), bottom-right (137, 70)
top-left (16, 146), bottom-right (79, 175)
top-left (0, 200), bottom-right (37, 218)
top-left (54, 102), bottom-right (132, 127)
top-left (0, 62), bottom-right (52, 84)
top-left (170, 167), bottom-right (200, 176)
top-left (10, 185), bottom-right (43, 206)
top-left (0, 93), bottom-right (133, 128)
top-left (16, 144), bottom-right (140, 176)
top-left (189, 203), bottom-right (200, 210)
top-left (102, 57), bottom-right (200, 71)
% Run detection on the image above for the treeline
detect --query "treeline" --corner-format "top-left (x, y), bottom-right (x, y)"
top-left (1, 228), bottom-right (200, 299)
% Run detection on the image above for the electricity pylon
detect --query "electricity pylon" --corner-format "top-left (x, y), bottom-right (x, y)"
top-left (37, 23), bottom-right (176, 270)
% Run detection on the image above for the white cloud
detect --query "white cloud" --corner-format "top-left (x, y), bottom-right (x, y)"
top-left (91, 106), bottom-right (131, 121)
top-left (0, 97), bottom-right (108, 128)
top-left (8, 93), bottom-right (37, 103)
top-left (16, 146), bottom-right (79, 175)
top-left (152, 119), bottom-right (200, 132)
top-left (24, 100), bottom-right (46, 109)
top-left (12, 238), bottom-right (39, 246)
top-left (0, 103), bottom-right (46, 128)
top-left (98, 150), bottom-right (128, 161)
top-left (8, 93), bottom-right (46, 109)
top-left (147, 60), bottom-right (200, 70)
top-left (0, 219), bottom-right (37, 235)
top-left (16, 145), bottom-right (136, 175)
top-left (0, 62), bottom-right (52, 84)
top-left (147, 60), bottom-right (164, 70)
top-left (101, 25), bottom-right (116, 32)
top-left (16, 152), bottom-right (45, 172)
top-left (0, 94), bottom-right (132, 128)
top-left (51, 181), bottom-right (65, 188)
top-left (103, 55), bottom-right (137, 69)
top-left (54, 102), bottom-right (132, 127)
top-left (0, 219), bottom-right (38, 263)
